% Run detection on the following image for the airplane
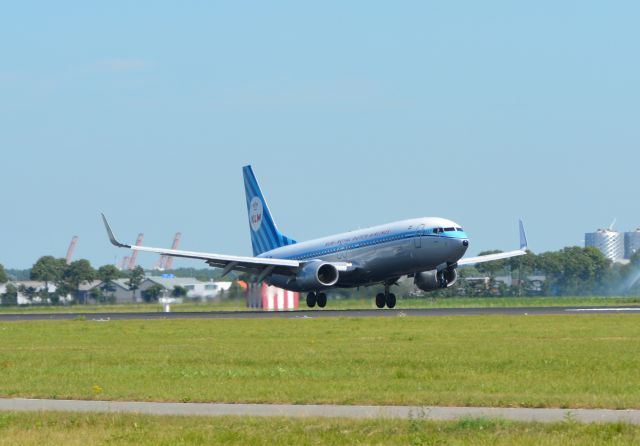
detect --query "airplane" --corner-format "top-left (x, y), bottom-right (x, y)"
top-left (102, 165), bottom-right (528, 309)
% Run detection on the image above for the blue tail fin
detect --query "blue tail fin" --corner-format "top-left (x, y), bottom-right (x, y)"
top-left (243, 165), bottom-right (297, 256)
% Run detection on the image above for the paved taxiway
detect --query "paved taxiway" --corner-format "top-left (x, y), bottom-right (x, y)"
top-left (0, 306), bottom-right (639, 321)
top-left (1, 398), bottom-right (639, 424)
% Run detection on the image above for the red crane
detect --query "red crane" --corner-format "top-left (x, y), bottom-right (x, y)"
top-left (127, 233), bottom-right (144, 270)
top-left (163, 232), bottom-right (182, 270)
top-left (65, 236), bottom-right (79, 265)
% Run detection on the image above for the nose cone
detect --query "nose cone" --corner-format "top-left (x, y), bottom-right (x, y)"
top-left (448, 237), bottom-right (469, 263)
top-left (459, 238), bottom-right (469, 256)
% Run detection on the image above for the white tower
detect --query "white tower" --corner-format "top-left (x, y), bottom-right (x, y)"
top-left (585, 229), bottom-right (624, 262)
top-left (624, 229), bottom-right (640, 260)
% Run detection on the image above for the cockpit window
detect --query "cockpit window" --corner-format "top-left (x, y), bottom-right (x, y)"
top-left (456, 227), bottom-right (464, 232)
top-left (433, 227), bottom-right (444, 233)
top-left (444, 227), bottom-right (455, 232)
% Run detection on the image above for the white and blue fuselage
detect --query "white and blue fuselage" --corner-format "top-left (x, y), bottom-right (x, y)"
top-left (260, 217), bottom-right (469, 291)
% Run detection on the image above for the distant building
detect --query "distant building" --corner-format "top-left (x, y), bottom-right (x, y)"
top-left (624, 229), bottom-right (640, 260)
top-left (460, 275), bottom-right (545, 294)
top-left (585, 229), bottom-right (625, 262)
top-left (0, 281), bottom-right (58, 305)
top-left (140, 276), bottom-right (232, 300)
top-left (77, 279), bottom-right (138, 304)
top-left (77, 280), bottom-right (102, 303)
top-left (0, 276), bottom-right (234, 306)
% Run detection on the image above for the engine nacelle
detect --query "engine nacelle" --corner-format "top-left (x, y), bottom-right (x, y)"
top-left (414, 268), bottom-right (458, 292)
top-left (295, 261), bottom-right (339, 290)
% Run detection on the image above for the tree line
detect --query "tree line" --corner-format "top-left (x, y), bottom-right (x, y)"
top-left (0, 256), bottom-right (145, 305)
top-left (0, 257), bottom-right (243, 306)
top-left (429, 247), bottom-right (640, 297)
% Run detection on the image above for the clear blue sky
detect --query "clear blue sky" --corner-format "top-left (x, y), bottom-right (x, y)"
top-left (1, 2), bottom-right (638, 269)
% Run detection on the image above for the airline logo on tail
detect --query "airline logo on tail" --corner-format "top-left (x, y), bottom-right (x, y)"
top-left (250, 197), bottom-right (263, 232)
top-left (243, 164), bottom-right (297, 256)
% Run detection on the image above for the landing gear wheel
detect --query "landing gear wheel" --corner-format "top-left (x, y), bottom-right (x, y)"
top-left (386, 293), bottom-right (396, 309)
top-left (375, 293), bottom-right (386, 309)
top-left (306, 292), bottom-right (317, 308)
top-left (316, 292), bottom-right (327, 308)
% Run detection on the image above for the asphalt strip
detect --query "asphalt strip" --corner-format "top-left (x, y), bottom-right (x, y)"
top-left (1, 399), bottom-right (639, 424)
top-left (2, 305), bottom-right (640, 321)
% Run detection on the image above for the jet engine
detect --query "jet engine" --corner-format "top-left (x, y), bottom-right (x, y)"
top-left (295, 261), bottom-right (339, 289)
top-left (414, 268), bottom-right (458, 292)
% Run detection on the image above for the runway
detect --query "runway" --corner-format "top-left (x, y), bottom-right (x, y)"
top-left (0, 305), bottom-right (639, 321)
top-left (1, 398), bottom-right (639, 424)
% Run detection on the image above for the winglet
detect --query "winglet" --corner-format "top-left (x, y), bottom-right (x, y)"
top-left (101, 213), bottom-right (131, 248)
top-left (519, 219), bottom-right (528, 250)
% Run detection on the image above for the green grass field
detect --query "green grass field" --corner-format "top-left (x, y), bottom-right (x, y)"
top-left (1, 295), bottom-right (639, 313)
top-left (1, 314), bottom-right (639, 409)
top-left (0, 412), bottom-right (638, 446)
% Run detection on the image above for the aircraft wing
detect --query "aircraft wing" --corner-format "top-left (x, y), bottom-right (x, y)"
top-left (457, 249), bottom-right (527, 266)
top-left (102, 214), bottom-right (300, 278)
top-left (102, 214), bottom-right (349, 279)
top-left (458, 219), bottom-right (528, 266)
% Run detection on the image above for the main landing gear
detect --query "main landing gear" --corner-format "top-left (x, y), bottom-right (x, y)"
top-left (375, 283), bottom-right (396, 309)
top-left (306, 292), bottom-right (327, 308)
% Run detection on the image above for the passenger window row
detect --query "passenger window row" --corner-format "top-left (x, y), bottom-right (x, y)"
top-left (290, 232), bottom-right (414, 260)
